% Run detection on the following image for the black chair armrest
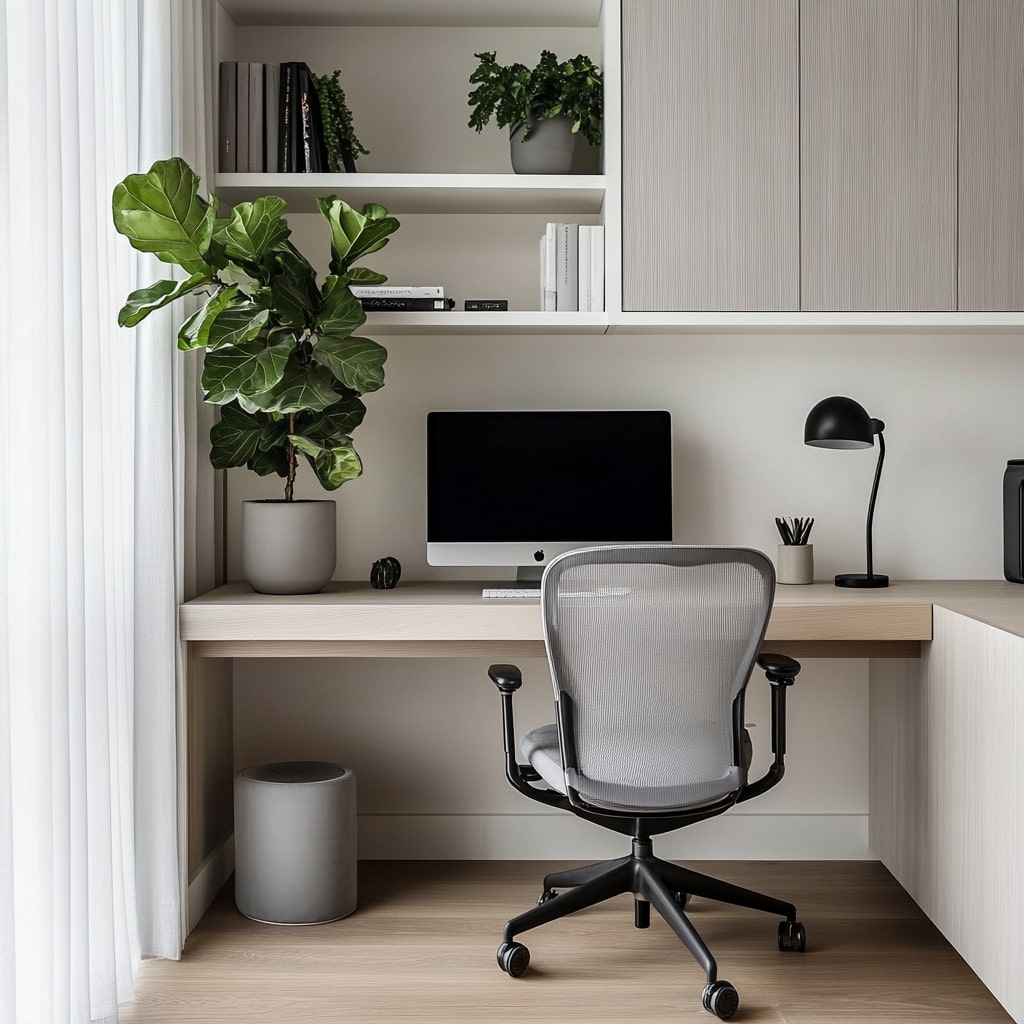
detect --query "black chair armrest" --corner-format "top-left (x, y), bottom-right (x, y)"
top-left (488, 663), bottom-right (523, 694)
top-left (756, 652), bottom-right (801, 684)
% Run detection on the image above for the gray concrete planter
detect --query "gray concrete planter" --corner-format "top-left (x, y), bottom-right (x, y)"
top-left (509, 114), bottom-right (576, 174)
top-left (241, 500), bottom-right (337, 595)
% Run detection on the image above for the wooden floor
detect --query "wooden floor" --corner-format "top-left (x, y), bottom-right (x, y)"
top-left (122, 861), bottom-right (1013, 1023)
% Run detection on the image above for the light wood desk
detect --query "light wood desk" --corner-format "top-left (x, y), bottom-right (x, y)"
top-left (179, 579), bottom-right (1024, 1021)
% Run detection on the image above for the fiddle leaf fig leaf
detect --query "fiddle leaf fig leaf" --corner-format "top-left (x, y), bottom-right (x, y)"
top-left (342, 266), bottom-right (388, 286)
top-left (177, 286), bottom-right (239, 350)
top-left (214, 196), bottom-right (290, 262)
top-left (217, 261), bottom-right (265, 297)
top-left (247, 446), bottom-right (289, 477)
top-left (341, 213), bottom-right (400, 268)
top-left (317, 197), bottom-right (399, 273)
top-left (289, 434), bottom-right (363, 490)
top-left (241, 359), bottom-right (339, 415)
top-left (201, 334), bottom-right (292, 405)
top-left (303, 397), bottom-right (366, 442)
top-left (206, 301), bottom-right (271, 350)
top-left (111, 157), bottom-right (217, 274)
top-left (118, 271), bottom-right (211, 327)
top-left (270, 246), bottom-right (320, 327)
top-left (209, 403), bottom-right (265, 468)
top-left (314, 276), bottom-right (365, 337)
top-left (314, 334), bottom-right (386, 394)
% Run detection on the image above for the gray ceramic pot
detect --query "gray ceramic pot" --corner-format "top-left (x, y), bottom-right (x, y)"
top-left (241, 499), bottom-right (337, 594)
top-left (509, 114), bottom-right (576, 174)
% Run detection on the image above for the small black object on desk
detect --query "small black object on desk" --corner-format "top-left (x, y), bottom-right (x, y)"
top-left (370, 556), bottom-right (402, 589)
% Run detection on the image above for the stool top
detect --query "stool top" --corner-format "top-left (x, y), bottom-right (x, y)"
top-left (239, 761), bottom-right (351, 785)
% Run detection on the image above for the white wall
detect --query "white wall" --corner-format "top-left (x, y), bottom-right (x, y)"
top-left (228, 329), bottom-right (1024, 859)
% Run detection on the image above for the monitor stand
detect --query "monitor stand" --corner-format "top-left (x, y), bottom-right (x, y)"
top-left (514, 566), bottom-right (543, 588)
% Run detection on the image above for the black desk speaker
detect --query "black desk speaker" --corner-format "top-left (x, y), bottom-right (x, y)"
top-left (1003, 460), bottom-right (1024, 583)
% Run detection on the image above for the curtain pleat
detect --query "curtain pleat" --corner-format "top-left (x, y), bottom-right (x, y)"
top-left (0, 0), bottom-right (216, 1019)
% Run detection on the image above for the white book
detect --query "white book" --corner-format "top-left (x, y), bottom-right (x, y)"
top-left (539, 234), bottom-right (546, 310)
top-left (555, 222), bottom-right (578, 312)
top-left (590, 225), bottom-right (605, 312)
top-left (577, 225), bottom-right (593, 312)
top-left (350, 285), bottom-right (445, 298)
top-left (543, 223), bottom-right (557, 312)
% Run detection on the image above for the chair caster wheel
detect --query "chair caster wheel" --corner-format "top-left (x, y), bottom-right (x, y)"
top-left (675, 891), bottom-right (692, 910)
top-left (702, 980), bottom-right (739, 1020)
top-left (778, 920), bottom-right (807, 951)
top-left (537, 888), bottom-right (557, 905)
top-left (497, 941), bottom-right (530, 977)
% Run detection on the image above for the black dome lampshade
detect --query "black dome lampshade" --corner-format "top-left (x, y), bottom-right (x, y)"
top-left (804, 396), bottom-right (889, 588)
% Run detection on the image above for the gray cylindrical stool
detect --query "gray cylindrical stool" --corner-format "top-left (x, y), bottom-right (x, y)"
top-left (234, 761), bottom-right (357, 924)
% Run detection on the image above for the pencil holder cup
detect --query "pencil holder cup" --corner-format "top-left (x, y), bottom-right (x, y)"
top-left (777, 544), bottom-right (813, 585)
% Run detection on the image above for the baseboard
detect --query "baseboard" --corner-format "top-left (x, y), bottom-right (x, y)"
top-left (356, 813), bottom-right (869, 860)
top-left (187, 836), bottom-right (234, 932)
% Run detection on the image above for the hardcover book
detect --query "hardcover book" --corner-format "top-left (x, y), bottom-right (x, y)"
top-left (264, 62), bottom-right (279, 173)
top-left (359, 297), bottom-right (456, 312)
top-left (555, 222), bottom-right (579, 312)
top-left (248, 62), bottom-right (264, 172)
top-left (351, 285), bottom-right (445, 299)
top-left (218, 62), bottom-right (237, 173)
top-left (279, 62), bottom-right (299, 173)
top-left (236, 61), bottom-right (250, 173)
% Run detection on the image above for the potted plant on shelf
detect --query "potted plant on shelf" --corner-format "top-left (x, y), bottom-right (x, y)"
top-left (467, 49), bottom-right (603, 174)
top-left (315, 68), bottom-right (369, 173)
top-left (111, 156), bottom-right (399, 594)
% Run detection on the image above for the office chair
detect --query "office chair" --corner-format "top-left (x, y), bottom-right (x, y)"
top-left (489, 545), bottom-right (805, 1020)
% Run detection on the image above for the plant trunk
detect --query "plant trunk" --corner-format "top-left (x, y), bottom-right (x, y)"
top-left (285, 413), bottom-right (297, 502)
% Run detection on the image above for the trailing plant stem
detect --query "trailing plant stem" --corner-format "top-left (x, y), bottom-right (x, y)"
top-left (285, 414), bottom-right (297, 502)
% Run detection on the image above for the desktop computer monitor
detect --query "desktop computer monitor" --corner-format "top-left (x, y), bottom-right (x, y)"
top-left (426, 410), bottom-right (673, 582)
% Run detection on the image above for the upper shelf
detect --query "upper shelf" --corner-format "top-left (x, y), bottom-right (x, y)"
top-left (212, 173), bottom-right (607, 215)
top-left (217, 0), bottom-right (602, 28)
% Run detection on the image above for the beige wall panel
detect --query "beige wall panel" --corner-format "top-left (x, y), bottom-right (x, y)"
top-left (621, 0), bottom-right (799, 311)
top-left (959, 0), bottom-right (1024, 311)
top-left (801, 0), bottom-right (956, 311)
top-left (870, 609), bottom-right (1024, 1022)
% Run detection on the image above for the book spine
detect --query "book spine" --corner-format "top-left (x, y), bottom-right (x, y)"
top-left (577, 225), bottom-right (593, 312)
top-left (236, 62), bottom-right (250, 173)
top-left (218, 62), bottom-right (237, 173)
top-left (248, 62), bottom-right (264, 172)
top-left (464, 300), bottom-right (509, 311)
top-left (360, 297), bottom-right (456, 311)
top-left (279, 63), bottom-right (297, 173)
top-left (555, 223), bottom-right (579, 312)
top-left (543, 223), bottom-right (557, 312)
top-left (350, 285), bottom-right (446, 298)
top-left (296, 64), bottom-right (319, 172)
top-left (591, 225), bottom-right (605, 312)
top-left (264, 63), bottom-right (279, 173)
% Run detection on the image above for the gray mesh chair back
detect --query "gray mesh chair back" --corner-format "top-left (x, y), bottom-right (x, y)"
top-left (541, 545), bottom-right (775, 813)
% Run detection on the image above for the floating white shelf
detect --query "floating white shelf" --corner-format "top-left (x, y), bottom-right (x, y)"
top-left (609, 311), bottom-right (1024, 334)
top-left (217, 0), bottom-right (601, 28)
top-left (213, 173), bottom-right (607, 216)
top-left (366, 311), bottom-right (609, 335)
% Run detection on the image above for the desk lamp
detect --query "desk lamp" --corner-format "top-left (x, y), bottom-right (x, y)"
top-left (804, 396), bottom-right (888, 588)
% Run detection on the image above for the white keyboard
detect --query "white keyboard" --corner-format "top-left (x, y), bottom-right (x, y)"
top-left (481, 588), bottom-right (542, 599)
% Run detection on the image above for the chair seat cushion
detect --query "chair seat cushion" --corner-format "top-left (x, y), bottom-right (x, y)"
top-left (521, 724), bottom-right (747, 813)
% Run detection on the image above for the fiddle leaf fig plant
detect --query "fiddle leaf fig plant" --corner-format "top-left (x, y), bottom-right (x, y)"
top-left (111, 156), bottom-right (399, 499)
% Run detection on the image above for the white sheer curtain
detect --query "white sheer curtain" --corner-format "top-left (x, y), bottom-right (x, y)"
top-left (0, 1), bottom-right (215, 1021)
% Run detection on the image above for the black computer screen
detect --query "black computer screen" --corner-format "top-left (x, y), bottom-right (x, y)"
top-left (426, 410), bottom-right (673, 543)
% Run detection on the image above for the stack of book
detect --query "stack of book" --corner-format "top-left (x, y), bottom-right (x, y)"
top-left (538, 223), bottom-right (605, 312)
top-left (352, 286), bottom-right (455, 312)
top-left (219, 61), bottom-right (330, 173)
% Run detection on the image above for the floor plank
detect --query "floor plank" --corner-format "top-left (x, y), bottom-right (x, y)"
top-left (121, 861), bottom-right (1013, 1023)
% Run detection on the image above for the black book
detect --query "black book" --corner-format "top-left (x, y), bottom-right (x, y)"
top-left (278, 62), bottom-right (301, 173)
top-left (296, 63), bottom-right (329, 172)
top-left (360, 297), bottom-right (456, 312)
top-left (464, 299), bottom-right (509, 311)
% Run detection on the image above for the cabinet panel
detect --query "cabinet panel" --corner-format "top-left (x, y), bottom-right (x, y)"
top-left (621, 0), bottom-right (798, 312)
top-left (959, 0), bottom-right (1024, 311)
top-left (801, 0), bottom-right (956, 311)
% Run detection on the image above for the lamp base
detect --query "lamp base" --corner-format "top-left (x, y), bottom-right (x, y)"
top-left (835, 573), bottom-right (889, 589)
